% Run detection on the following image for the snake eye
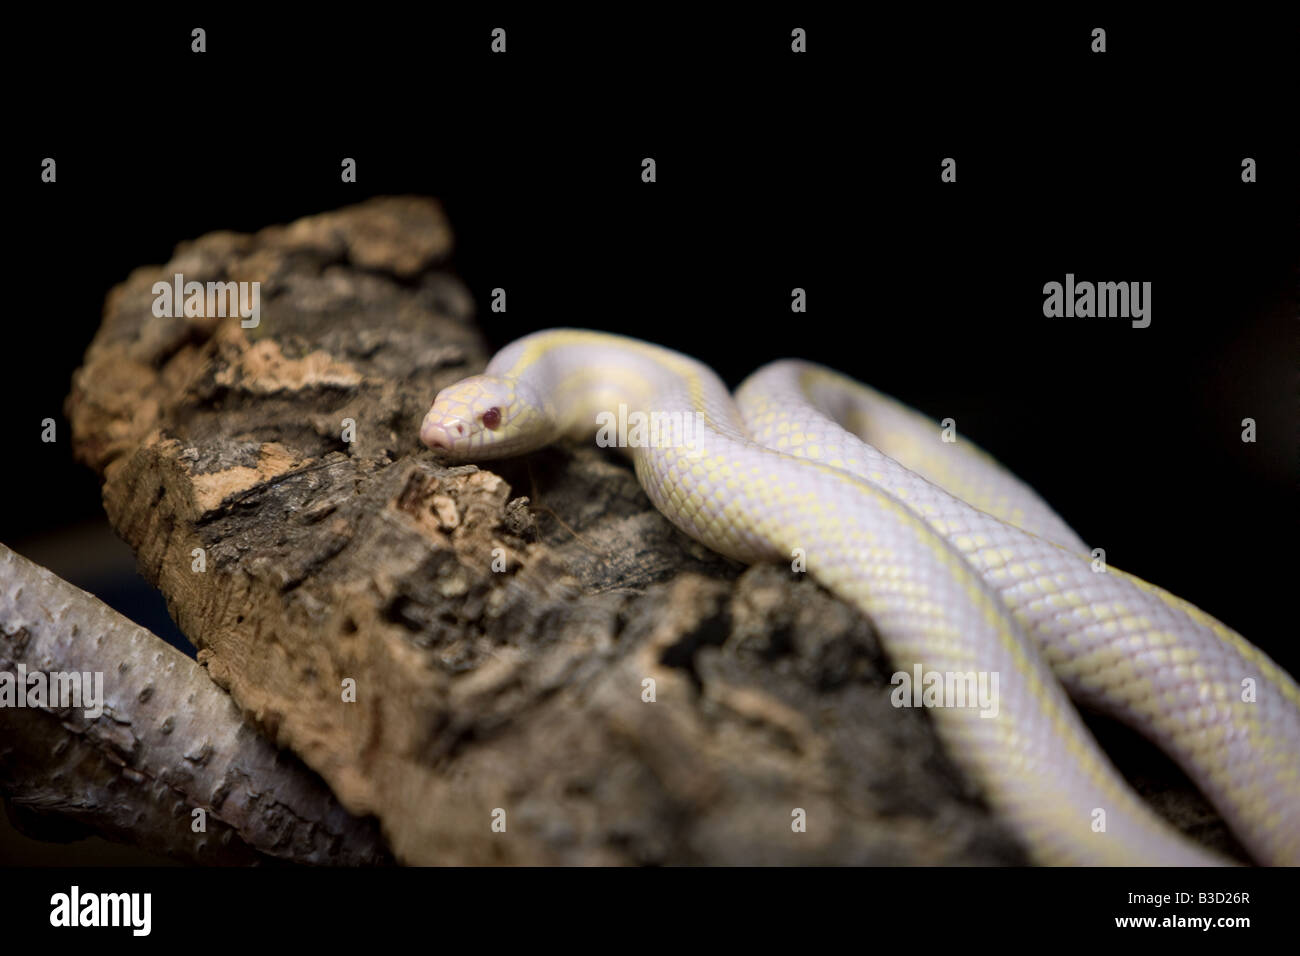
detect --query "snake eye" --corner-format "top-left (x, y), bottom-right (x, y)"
top-left (481, 407), bottom-right (502, 430)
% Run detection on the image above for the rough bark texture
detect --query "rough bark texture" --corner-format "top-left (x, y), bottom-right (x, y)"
top-left (0, 545), bottom-right (391, 865)
top-left (54, 196), bottom-right (1235, 864)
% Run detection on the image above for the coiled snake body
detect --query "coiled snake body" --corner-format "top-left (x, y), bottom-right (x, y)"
top-left (421, 328), bottom-right (1300, 865)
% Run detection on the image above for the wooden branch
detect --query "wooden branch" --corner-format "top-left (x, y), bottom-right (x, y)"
top-left (0, 545), bottom-right (392, 865)
top-left (56, 196), bottom-right (1232, 864)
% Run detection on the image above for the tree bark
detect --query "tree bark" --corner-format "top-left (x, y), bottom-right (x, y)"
top-left (0, 545), bottom-right (391, 865)
top-left (50, 196), bottom-right (1235, 864)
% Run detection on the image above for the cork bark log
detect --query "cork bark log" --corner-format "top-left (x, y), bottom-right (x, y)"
top-left (53, 197), bottom-right (1236, 864)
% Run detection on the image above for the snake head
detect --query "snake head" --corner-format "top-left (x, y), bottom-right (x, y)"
top-left (420, 374), bottom-right (554, 459)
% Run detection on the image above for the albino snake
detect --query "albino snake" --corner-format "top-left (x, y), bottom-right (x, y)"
top-left (420, 328), bottom-right (1300, 865)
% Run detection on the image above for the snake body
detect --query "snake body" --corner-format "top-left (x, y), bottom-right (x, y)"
top-left (420, 328), bottom-right (1300, 865)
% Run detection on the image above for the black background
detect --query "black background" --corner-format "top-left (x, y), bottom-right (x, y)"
top-left (2, 9), bottom-right (1298, 881)
top-left (8, 11), bottom-right (1296, 670)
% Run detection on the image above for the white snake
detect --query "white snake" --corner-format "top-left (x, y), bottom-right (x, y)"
top-left (420, 328), bottom-right (1300, 865)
